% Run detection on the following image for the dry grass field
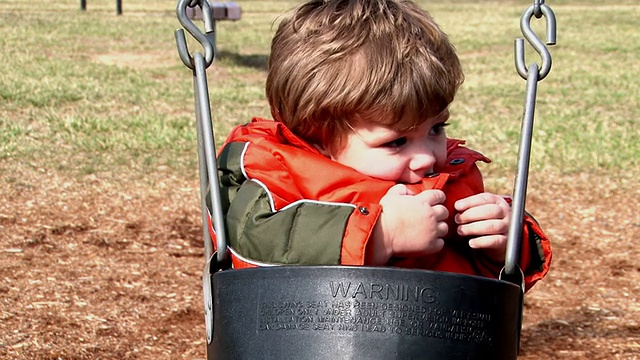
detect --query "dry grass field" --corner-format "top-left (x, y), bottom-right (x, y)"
top-left (1, 0), bottom-right (639, 359)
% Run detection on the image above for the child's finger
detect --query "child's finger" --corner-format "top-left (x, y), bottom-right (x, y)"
top-left (454, 192), bottom-right (504, 212)
top-left (457, 218), bottom-right (509, 237)
top-left (433, 204), bottom-right (450, 222)
top-left (416, 189), bottom-right (446, 206)
top-left (455, 203), bottom-right (508, 225)
top-left (385, 184), bottom-right (411, 196)
top-left (436, 219), bottom-right (449, 238)
top-left (468, 234), bottom-right (507, 251)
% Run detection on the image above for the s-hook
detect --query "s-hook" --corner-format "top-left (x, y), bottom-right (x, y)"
top-left (175, 0), bottom-right (216, 69)
top-left (502, 0), bottom-right (556, 285)
top-left (515, 0), bottom-right (557, 80)
top-left (174, 0), bottom-right (228, 265)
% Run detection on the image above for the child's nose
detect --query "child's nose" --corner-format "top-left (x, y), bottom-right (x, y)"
top-left (409, 146), bottom-right (437, 173)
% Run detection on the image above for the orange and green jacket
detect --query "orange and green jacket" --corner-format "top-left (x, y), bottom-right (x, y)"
top-left (209, 118), bottom-right (551, 292)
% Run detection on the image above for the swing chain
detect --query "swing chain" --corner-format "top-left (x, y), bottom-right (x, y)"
top-left (175, 0), bottom-right (216, 70)
top-left (515, 0), bottom-right (556, 80)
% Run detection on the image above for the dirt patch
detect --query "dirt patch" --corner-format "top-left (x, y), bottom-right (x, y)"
top-left (1, 166), bottom-right (639, 359)
top-left (94, 51), bottom-right (179, 69)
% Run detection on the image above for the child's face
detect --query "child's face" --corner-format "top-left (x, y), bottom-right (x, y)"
top-left (328, 111), bottom-right (449, 184)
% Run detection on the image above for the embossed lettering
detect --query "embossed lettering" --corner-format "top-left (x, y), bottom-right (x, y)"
top-left (329, 282), bottom-right (437, 304)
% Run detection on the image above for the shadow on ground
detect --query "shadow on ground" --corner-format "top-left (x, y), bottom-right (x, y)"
top-left (216, 50), bottom-right (269, 71)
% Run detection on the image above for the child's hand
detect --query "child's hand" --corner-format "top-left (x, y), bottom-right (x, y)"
top-left (372, 184), bottom-right (449, 265)
top-left (454, 193), bottom-right (511, 262)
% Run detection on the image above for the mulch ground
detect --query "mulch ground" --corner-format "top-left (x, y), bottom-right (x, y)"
top-left (1, 166), bottom-right (639, 359)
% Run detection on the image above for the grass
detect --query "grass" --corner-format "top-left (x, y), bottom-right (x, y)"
top-left (1, 0), bottom-right (638, 186)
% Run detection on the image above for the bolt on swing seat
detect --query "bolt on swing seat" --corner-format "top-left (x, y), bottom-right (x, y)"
top-left (174, 0), bottom-right (556, 359)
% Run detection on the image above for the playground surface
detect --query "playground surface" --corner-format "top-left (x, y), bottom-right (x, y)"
top-left (1, 167), bottom-right (639, 359)
top-left (1, 0), bottom-right (639, 359)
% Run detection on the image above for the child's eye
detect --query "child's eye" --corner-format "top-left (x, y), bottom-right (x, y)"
top-left (429, 122), bottom-right (449, 136)
top-left (381, 137), bottom-right (408, 148)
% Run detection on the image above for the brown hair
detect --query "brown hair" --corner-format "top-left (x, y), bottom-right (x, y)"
top-left (266, 0), bottom-right (464, 151)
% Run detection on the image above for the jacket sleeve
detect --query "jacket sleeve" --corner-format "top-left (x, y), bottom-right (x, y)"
top-left (214, 141), bottom-right (379, 266)
top-left (472, 213), bottom-right (552, 292)
top-left (519, 213), bottom-right (552, 291)
top-left (445, 154), bottom-right (551, 291)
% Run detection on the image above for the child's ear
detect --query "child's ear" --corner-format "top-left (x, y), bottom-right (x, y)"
top-left (313, 143), bottom-right (332, 158)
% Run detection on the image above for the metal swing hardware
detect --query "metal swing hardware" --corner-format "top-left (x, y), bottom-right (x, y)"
top-left (175, 0), bottom-right (228, 265)
top-left (515, 1), bottom-right (557, 81)
top-left (174, 0), bottom-right (556, 358)
top-left (502, 0), bottom-right (557, 285)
